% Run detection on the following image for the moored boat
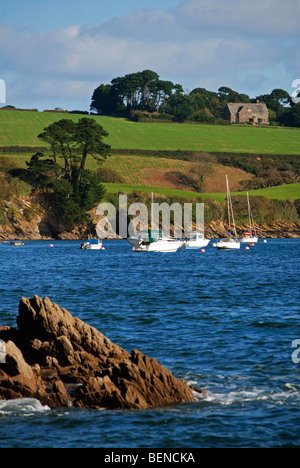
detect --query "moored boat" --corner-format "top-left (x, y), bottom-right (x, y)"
top-left (185, 232), bottom-right (210, 249)
top-left (80, 239), bottom-right (104, 250)
top-left (127, 229), bottom-right (184, 252)
top-left (127, 192), bottom-right (185, 252)
top-left (216, 238), bottom-right (240, 250)
top-left (240, 232), bottom-right (258, 243)
top-left (240, 192), bottom-right (258, 243)
top-left (216, 175), bottom-right (240, 250)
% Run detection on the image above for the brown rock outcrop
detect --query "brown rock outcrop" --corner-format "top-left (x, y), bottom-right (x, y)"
top-left (204, 220), bottom-right (300, 239)
top-left (0, 296), bottom-right (198, 409)
top-left (1, 193), bottom-right (299, 241)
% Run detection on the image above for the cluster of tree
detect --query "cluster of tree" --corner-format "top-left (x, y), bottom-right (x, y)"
top-left (91, 70), bottom-right (179, 116)
top-left (26, 118), bottom-right (110, 225)
top-left (0, 157), bottom-right (31, 202)
top-left (239, 169), bottom-right (296, 191)
top-left (90, 70), bottom-right (300, 126)
top-left (255, 88), bottom-right (300, 127)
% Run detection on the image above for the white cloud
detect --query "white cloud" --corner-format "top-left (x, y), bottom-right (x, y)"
top-left (175, 0), bottom-right (300, 37)
top-left (0, 0), bottom-right (298, 110)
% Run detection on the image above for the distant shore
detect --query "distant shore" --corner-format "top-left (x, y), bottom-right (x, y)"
top-left (1, 192), bottom-right (299, 242)
top-left (1, 219), bottom-right (299, 241)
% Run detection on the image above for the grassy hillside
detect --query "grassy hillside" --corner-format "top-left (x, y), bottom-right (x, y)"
top-left (4, 149), bottom-right (299, 199)
top-left (0, 110), bottom-right (300, 154)
top-left (103, 182), bottom-right (300, 202)
top-left (99, 154), bottom-right (252, 192)
top-left (1, 109), bottom-right (299, 205)
top-left (0, 150), bottom-right (253, 192)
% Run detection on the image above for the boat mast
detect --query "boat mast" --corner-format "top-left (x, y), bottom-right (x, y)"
top-left (247, 192), bottom-right (252, 233)
top-left (226, 175), bottom-right (231, 234)
top-left (247, 192), bottom-right (257, 237)
top-left (150, 191), bottom-right (155, 231)
top-left (226, 175), bottom-right (237, 239)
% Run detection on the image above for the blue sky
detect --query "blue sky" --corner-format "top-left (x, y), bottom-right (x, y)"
top-left (1, 0), bottom-right (299, 110)
top-left (1, 0), bottom-right (178, 31)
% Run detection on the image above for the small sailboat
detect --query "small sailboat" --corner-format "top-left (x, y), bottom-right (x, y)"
top-left (217, 175), bottom-right (240, 250)
top-left (127, 193), bottom-right (185, 252)
top-left (185, 232), bottom-right (210, 249)
top-left (240, 192), bottom-right (258, 243)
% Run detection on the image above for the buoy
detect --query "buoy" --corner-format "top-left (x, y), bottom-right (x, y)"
top-left (101, 246), bottom-right (105, 250)
top-left (250, 243), bottom-right (254, 246)
top-left (200, 248), bottom-right (205, 252)
top-left (49, 244), bottom-right (54, 247)
top-left (245, 246), bottom-right (250, 250)
top-left (263, 240), bottom-right (267, 243)
top-left (213, 243), bottom-right (217, 247)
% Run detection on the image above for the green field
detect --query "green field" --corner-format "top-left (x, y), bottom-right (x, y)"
top-left (104, 182), bottom-right (300, 202)
top-left (4, 151), bottom-right (298, 200)
top-left (1, 110), bottom-right (300, 154)
top-left (238, 183), bottom-right (300, 200)
top-left (1, 109), bottom-right (299, 203)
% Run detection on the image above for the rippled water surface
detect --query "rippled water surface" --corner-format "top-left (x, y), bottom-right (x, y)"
top-left (0, 238), bottom-right (299, 448)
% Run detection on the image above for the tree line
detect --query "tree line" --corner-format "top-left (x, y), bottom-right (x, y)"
top-left (90, 69), bottom-right (300, 126)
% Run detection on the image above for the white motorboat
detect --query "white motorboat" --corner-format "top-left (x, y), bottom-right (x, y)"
top-left (127, 192), bottom-right (185, 252)
top-left (216, 175), bottom-right (240, 250)
top-left (127, 229), bottom-right (184, 252)
top-left (185, 232), bottom-right (210, 249)
top-left (240, 192), bottom-right (258, 243)
top-left (216, 238), bottom-right (240, 250)
top-left (80, 238), bottom-right (104, 250)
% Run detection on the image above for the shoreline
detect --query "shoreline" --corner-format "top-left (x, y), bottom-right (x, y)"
top-left (1, 227), bottom-right (299, 242)
top-left (0, 195), bottom-right (299, 241)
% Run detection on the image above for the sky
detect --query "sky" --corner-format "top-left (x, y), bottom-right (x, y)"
top-left (0, 0), bottom-right (299, 111)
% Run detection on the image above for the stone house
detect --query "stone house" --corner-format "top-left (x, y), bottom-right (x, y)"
top-left (225, 102), bottom-right (269, 124)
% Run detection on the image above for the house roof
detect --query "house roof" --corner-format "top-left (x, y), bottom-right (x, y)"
top-left (227, 102), bottom-right (268, 116)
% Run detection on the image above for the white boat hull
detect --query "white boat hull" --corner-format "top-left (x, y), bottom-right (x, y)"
top-left (128, 237), bottom-right (184, 252)
top-left (216, 239), bottom-right (240, 250)
top-left (81, 244), bottom-right (103, 250)
top-left (240, 237), bottom-right (258, 243)
top-left (80, 239), bottom-right (104, 250)
top-left (185, 239), bottom-right (210, 249)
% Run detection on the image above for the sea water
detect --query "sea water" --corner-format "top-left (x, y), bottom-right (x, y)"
top-left (0, 238), bottom-right (299, 448)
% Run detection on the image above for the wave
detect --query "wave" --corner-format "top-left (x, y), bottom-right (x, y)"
top-left (194, 385), bottom-right (300, 407)
top-left (0, 398), bottom-right (50, 416)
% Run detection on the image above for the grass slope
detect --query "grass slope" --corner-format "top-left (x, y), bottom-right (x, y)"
top-left (104, 182), bottom-right (300, 202)
top-left (1, 110), bottom-right (299, 203)
top-left (100, 154), bottom-right (252, 192)
top-left (0, 110), bottom-right (300, 154)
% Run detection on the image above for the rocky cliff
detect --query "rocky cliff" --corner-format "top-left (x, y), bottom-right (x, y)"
top-left (0, 194), bottom-right (92, 241)
top-left (205, 219), bottom-right (300, 238)
top-left (0, 296), bottom-right (201, 410)
top-left (0, 194), bottom-right (299, 240)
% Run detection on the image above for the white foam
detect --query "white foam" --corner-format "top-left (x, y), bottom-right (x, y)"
top-left (0, 398), bottom-right (50, 416)
top-left (198, 386), bottom-right (300, 406)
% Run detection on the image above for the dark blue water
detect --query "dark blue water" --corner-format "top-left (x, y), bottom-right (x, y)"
top-left (0, 238), bottom-right (299, 448)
